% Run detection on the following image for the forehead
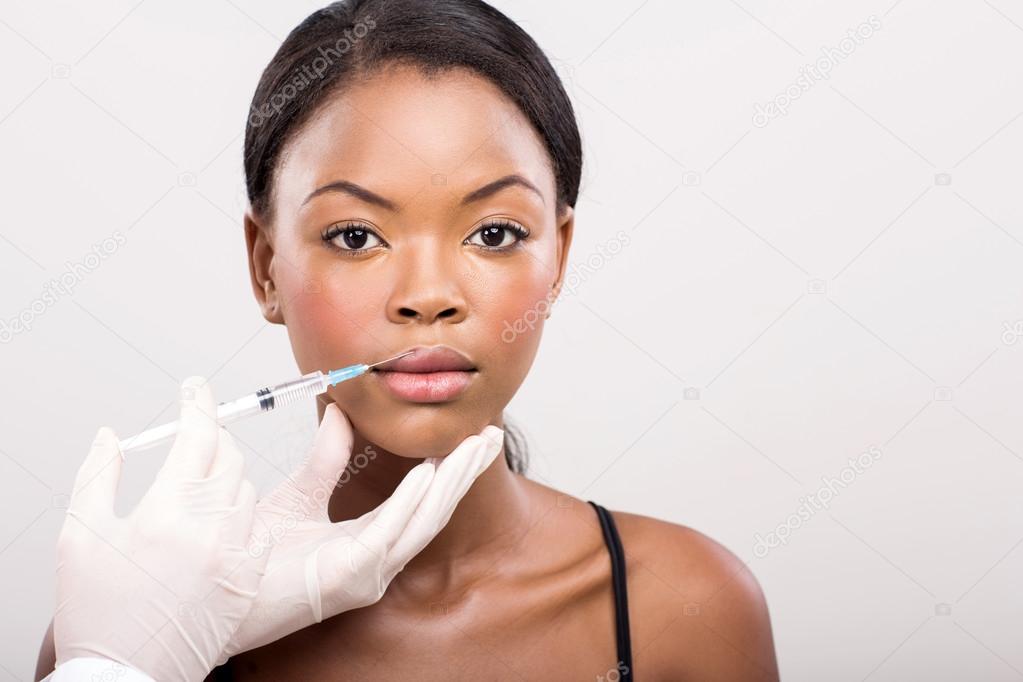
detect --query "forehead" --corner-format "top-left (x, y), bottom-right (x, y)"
top-left (275, 63), bottom-right (555, 209)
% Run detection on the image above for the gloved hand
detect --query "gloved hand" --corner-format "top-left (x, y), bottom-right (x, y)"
top-left (54, 376), bottom-right (268, 682)
top-left (217, 403), bottom-right (504, 661)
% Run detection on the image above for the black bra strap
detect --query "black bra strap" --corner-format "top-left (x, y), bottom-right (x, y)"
top-left (588, 501), bottom-right (634, 682)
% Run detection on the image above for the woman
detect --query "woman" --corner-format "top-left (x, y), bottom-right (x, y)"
top-left (219, 0), bottom-right (780, 678)
top-left (42, 0), bottom-right (780, 678)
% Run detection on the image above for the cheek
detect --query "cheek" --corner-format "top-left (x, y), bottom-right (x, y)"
top-left (476, 262), bottom-right (553, 372)
top-left (279, 277), bottom-right (381, 372)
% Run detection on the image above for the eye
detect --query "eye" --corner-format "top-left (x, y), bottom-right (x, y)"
top-left (321, 222), bottom-right (386, 254)
top-left (465, 219), bottom-right (530, 251)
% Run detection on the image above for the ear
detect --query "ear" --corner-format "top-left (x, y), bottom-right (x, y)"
top-left (244, 211), bottom-right (284, 324)
top-left (547, 205), bottom-right (574, 314)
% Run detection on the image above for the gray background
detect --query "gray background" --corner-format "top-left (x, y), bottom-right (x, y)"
top-left (2, 1), bottom-right (1022, 680)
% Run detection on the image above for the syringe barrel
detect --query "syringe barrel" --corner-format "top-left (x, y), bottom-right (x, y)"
top-left (259, 371), bottom-right (329, 409)
top-left (118, 371), bottom-right (329, 455)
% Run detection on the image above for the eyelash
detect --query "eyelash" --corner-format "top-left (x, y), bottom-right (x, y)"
top-left (320, 219), bottom-right (531, 256)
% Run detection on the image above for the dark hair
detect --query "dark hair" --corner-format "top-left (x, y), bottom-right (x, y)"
top-left (243, 0), bottom-right (582, 472)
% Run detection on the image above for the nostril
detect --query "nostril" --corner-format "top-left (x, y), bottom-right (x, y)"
top-left (396, 307), bottom-right (459, 319)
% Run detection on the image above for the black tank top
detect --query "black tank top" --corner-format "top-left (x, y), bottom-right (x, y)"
top-left (211, 500), bottom-right (633, 681)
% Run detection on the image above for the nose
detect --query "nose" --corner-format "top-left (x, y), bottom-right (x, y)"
top-left (386, 246), bottom-right (469, 324)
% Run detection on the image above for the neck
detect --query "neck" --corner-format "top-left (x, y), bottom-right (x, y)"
top-left (319, 403), bottom-right (533, 595)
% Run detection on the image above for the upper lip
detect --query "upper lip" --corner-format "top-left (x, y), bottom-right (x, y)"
top-left (373, 345), bottom-right (477, 373)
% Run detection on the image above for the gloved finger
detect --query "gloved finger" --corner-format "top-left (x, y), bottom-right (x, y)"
top-left (384, 426), bottom-right (503, 574)
top-left (476, 425), bottom-right (505, 461)
top-left (431, 426), bottom-right (503, 500)
top-left (351, 460), bottom-right (435, 563)
top-left (212, 479), bottom-right (265, 587)
top-left (68, 426), bottom-right (123, 521)
top-left (310, 519), bottom-right (392, 623)
top-left (342, 502), bottom-right (383, 537)
top-left (306, 535), bottom-right (339, 623)
top-left (288, 403), bottom-right (354, 502)
top-left (222, 478), bottom-right (259, 546)
top-left (159, 376), bottom-right (219, 482)
top-left (203, 427), bottom-right (246, 506)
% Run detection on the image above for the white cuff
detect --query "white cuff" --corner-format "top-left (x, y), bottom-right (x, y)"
top-left (43, 657), bottom-right (156, 682)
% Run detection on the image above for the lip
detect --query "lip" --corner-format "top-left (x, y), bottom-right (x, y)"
top-left (373, 345), bottom-right (476, 373)
top-left (373, 345), bottom-right (478, 403)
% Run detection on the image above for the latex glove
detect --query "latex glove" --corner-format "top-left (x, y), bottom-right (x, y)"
top-left (217, 404), bottom-right (504, 661)
top-left (54, 376), bottom-right (269, 682)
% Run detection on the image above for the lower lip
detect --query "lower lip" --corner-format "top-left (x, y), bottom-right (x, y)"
top-left (374, 370), bottom-right (476, 403)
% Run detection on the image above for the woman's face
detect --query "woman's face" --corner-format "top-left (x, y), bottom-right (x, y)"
top-left (245, 63), bottom-right (573, 459)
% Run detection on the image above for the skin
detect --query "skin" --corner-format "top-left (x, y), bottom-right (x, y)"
top-left (37, 63), bottom-right (779, 681)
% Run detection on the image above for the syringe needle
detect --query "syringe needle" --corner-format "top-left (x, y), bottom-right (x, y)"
top-left (365, 349), bottom-right (416, 369)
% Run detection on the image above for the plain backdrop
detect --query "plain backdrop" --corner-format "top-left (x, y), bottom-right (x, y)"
top-left (2, 1), bottom-right (1022, 680)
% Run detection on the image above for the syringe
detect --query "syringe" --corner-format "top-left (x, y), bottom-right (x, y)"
top-left (118, 350), bottom-right (414, 455)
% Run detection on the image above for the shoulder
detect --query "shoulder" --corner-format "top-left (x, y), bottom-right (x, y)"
top-left (607, 509), bottom-right (780, 681)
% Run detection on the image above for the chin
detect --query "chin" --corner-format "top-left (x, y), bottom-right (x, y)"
top-left (363, 409), bottom-right (490, 460)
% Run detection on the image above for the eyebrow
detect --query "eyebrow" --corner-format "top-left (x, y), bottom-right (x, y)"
top-left (303, 180), bottom-right (398, 211)
top-left (460, 174), bottom-right (545, 206)
top-left (302, 173), bottom-right (545, 210)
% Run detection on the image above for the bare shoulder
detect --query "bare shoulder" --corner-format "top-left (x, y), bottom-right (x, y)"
top-left (608, 509), bottom-right (780, 681)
